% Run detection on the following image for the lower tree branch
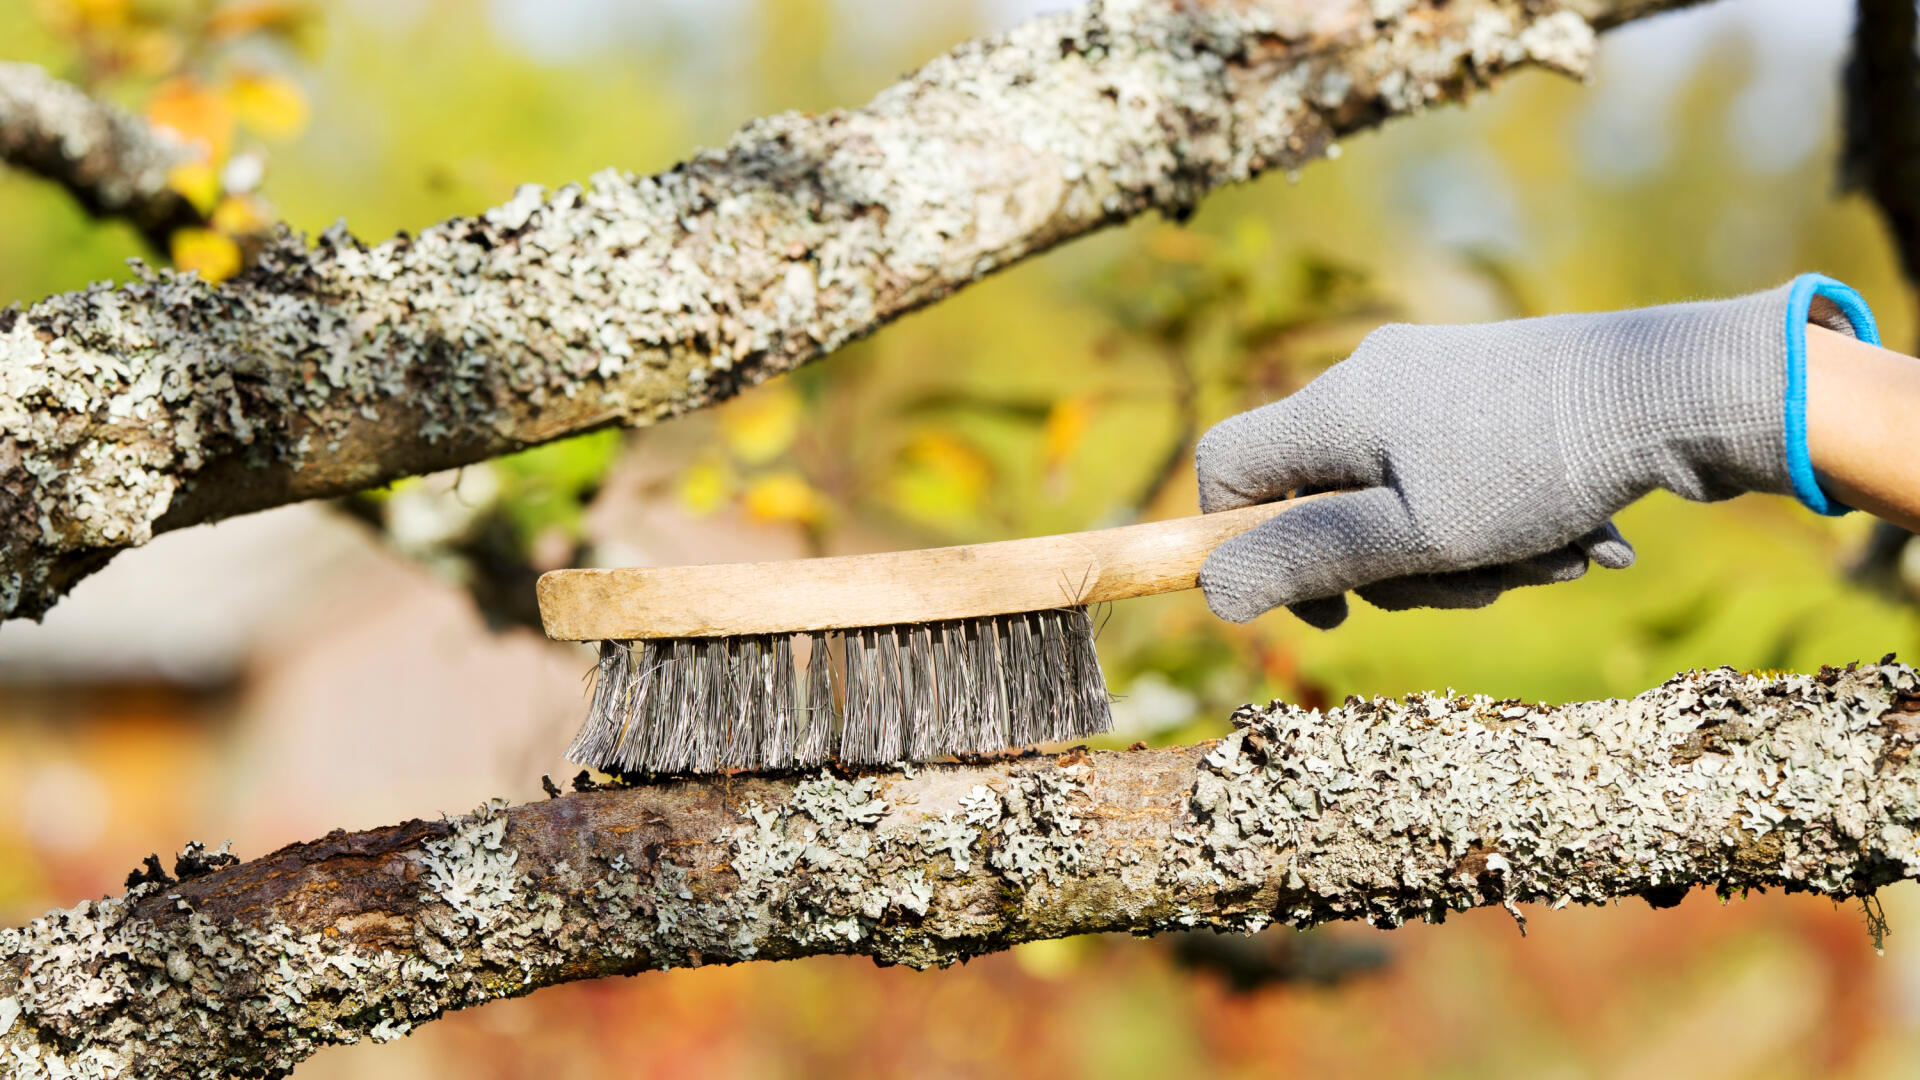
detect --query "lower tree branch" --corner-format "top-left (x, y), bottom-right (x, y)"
top-left (0, 62), bottom-right (205, 252)
top-left (3, 660), bottom-right (1915, 1077)
top-left (0, 0), bottom-right (1711, 623)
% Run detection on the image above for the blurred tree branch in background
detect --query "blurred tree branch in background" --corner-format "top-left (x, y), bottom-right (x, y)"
top-left (0, 61), bottom-right (204, 251)
top-left (1843, 0), bottom-right (1920, 604)
top-left (3, 661), bottom-right (1915, 1078)
top-left (0, 55), bottom-right (586, 633)
top-left (1164, 923), bottom-right (1390, 990)
top-left (0, 0), bottom-right (1710, 625)
top-left (0, 2), bottom-right (313, 274)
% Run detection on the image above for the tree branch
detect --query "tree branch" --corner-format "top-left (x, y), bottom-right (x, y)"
top-left (0, 0), bottom-right (1712, 623)
top-left (3, 660), bottom-right (1915, 1077)
top-left (0, 62), bottom-right (205, 252)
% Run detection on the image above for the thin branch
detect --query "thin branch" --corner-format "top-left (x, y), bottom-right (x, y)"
top-left (0, 62), bottom-right (205, 252)
top-left (0, 0), bottom-right (1712, 623)
top-left (2, 660), bottom-right (1916, 1078)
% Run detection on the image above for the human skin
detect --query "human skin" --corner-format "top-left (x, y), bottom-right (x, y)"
top-left (1807, 323), bottom-right (1920, 533)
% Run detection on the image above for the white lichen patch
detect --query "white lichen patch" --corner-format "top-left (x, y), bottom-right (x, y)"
top-left (407, 799), bottom-right (568, 990)
top-left (419, 798), bottom-right (520, 930)
top-left (0, 0), bottom-right (1607, 623)
top-left (986, 768), bottom-right (1093, 887)
top-left (1516, 11), bottom-right (1599, 77)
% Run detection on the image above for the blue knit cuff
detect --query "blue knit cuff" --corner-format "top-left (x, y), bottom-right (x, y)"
top-left (1784, 273), bottom-right (1880, 516)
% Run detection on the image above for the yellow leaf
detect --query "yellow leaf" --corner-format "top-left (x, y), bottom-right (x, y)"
top-left (165, 162), bottom-right (220, 214)
top-left (211, 194), bottom-right (271, 235)
top-left (890, 431), bottom-right (991, 527)
top-left (742, 471), bottom-right (824, 525)
top-left (170, 228), bottom-right (242, 284)
top-left (677, 458), bottom-right (734, 516)
top-left (207, 0), bottom-right (311, 40)
top-left (229, 71), bottom-right (309, 140)
top-left (719, 385), bottom-right (802, 465)
top-left (1040, 396), bottom-right (1095, 472)
top-left (61, 0), bottom-right (127, 31)
top-left (146, 77), bottom-right (234, 163)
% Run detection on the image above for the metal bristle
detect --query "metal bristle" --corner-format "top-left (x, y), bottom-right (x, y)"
top-left (869, 628), bottom-right (906, 765)
top-left (970, 618), bottom-right (1008, 753)
top-left (801, 632), bottom-right (835, 762)
top-left (1003, 613), bottom-right (1039, 750)
top-left (842, 629), bottom-right (873, 763)
top-left (764, 635), bottom-right (795, 770)
top-left (565, 608), bottom-right (1114, 776)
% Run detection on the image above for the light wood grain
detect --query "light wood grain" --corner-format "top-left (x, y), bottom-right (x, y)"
top-left (536, 497), bottom-right (1323, 640)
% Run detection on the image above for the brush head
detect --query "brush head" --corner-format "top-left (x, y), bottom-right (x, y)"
top-left (566, 607), bottom-right (1113, 775)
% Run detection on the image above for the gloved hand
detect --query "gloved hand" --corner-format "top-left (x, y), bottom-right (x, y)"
top-left (1195, 274), bottom-right (1879, 628)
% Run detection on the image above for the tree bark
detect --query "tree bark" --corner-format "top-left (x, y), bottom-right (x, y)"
top-left (1, 660), bottom-right (1914, 1078)
top-left (0, 62), bottom-right (205, 252)
top-left (0, 0), bottom-right (1712, 623)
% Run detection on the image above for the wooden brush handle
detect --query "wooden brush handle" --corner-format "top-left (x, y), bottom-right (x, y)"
top-left (536, 495), bottom-right (1327, 640)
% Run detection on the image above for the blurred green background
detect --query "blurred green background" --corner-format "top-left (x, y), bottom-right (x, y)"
top-left (4, 0), bottom-right (1920, 1076)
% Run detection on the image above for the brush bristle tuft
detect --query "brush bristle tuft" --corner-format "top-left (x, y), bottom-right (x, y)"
top-left (566, 608), bottom-right (1114, 775)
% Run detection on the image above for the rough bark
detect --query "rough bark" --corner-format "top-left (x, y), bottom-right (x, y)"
top-left (2, 660), bottom-right (1915, 1078)
top-left (0, 0), bottom-right (1713, 623)
top-left (0, 62), bottom-right (205, 252)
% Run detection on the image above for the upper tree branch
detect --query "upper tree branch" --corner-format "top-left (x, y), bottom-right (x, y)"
top-left (1, 660), bottom-right (1915, 1077)
top-left (0, 62), bottom-right (205, 252)
top-left (0, 0), bottom-right (1710, 622)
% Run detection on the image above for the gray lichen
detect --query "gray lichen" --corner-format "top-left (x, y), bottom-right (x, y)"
top-left (1167, 662), bottom-right (1920, 933)
top-left (0, 0), bottom-right (1680, 623)
top-left (3, 661), bottom-right (1917, 1076)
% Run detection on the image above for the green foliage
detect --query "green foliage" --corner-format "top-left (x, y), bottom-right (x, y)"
top-left (489, 429), bottom-right (624, 547)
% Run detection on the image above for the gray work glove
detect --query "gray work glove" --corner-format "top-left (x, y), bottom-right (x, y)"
top-left (1196, 274), bottom-right (1878, 628)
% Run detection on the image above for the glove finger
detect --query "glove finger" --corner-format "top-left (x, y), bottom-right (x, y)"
top-left (1503, 542), bottom-right (1593, 586)
top-left (1194, 387), bottom-right (1382, 513)
top-left (1358, 570), bottom-right (1502, 611)
top-left (1357, 544), bottom-right (1590, 612)
top-left (1200, 487), bottom-right (1422, 623)
top-left (1286, 595), bottom-right (1350, 630)
top-left (1576, 520), bottom-right (1637, 570)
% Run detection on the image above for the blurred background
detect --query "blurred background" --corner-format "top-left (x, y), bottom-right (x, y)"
top-left (6, 0), bottom-right (1920, 1075)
